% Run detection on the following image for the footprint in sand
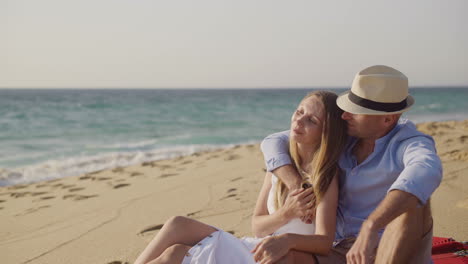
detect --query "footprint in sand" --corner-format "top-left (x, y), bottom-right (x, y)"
top-left (35, 184), bottom-right (49, 188)
top-left (89, 170), bottom-right (103, 175)
top-left (112, 168), bottom-right (125, 173)
top-left (187, 210), bottom-right (202, 217)
top-left (31, 192), bottom-right (48, 196)
top-left (447, 150), bottom-right (468, 161)
top-left (159, 164), bottom-right (173, 170)
top-left (444, 138), bottom-right (454, 143)
top-left (32, 196), bottom-right (55, 202)
top-left (61, 184), bottom-right (76, 189)
top-left (138, 224), bottom-right (164, 235)
top-left (16, 205), bottom-right (51, 216)
top-left (227, 188), bottom-right (237, 193)
top-left (207, 154), bottom-right (220, 160)
top-left (63, 194), bottom-right (98, 201)
top-left (113, 183), bottom-right (130, 189)
top-left (181, 160), bottom-right (193, 165)
top-left (159, 173), bottom-right (178, 178)
top-left (130, 172), bottom-right (143, 177)
top-left (230, 177), bottom-right (243, 182)
top-left (69, 187), bottom-right (85, 192)
top-left (96, 177), bottom-right (112, 181)
top-left (106, 261), bottom-right (129, 264)
top-left (224, 154), bottom-right (241, 161)
top-left (7, 185), bottom-right (28, 190)
top-left (79, 175), bottom-right (93, 181)
top-left (458, 135), bottom-right (468, 143)
top-left (221, 194), bottom-right (237, 200)
top-left (142, 161), bottom-right (154, 167)
top-left (10, 192), bottom-right (30, 198)
top-left (0, 199), bottom-right (5, 203)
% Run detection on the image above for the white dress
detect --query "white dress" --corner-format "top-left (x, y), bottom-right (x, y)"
top-left (182, 175), bottom-right (315, 264)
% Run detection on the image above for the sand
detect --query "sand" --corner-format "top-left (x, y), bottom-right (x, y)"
top-left (0, 120), bottom-right (467, 264)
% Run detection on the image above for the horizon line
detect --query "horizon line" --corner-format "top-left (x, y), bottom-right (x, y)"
top-left (1, 85), bottom-right (467, 90)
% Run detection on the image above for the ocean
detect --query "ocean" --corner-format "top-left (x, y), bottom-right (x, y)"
top-left (1, 88), bottom-right (467, 186)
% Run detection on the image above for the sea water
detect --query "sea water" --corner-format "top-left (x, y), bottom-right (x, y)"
top-left (1, 88), bottom-right (467, 186)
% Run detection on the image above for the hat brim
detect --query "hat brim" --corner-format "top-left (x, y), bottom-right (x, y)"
top-left (336, 91), bottom-right (414, 115)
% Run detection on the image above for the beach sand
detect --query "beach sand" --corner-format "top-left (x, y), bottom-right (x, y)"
top-left (1, 120), bottom-right (467, 264)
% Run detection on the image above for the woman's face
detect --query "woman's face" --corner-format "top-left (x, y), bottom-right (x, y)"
top-left (290, 96), bottom-right (325, 146)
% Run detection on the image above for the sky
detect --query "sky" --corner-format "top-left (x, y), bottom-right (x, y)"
top-left (2, 0), bottom-right (467, 89)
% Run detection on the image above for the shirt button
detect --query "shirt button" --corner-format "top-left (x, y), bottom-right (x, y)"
top-left (186, 252), bottom-right (191, 257)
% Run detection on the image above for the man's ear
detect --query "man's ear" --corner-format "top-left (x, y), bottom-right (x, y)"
top-left (382, 114), bottom-right (398, 127)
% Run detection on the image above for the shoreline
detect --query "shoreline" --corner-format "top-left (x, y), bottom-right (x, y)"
top-left (2, 117), bottom-right (468, 188)
top-left (0, 120), bottom-right (467, 264)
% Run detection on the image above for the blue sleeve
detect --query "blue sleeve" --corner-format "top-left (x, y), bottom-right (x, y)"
top-left (260, 130), bottom-right (292, 172)
top-left (389, 136), bottom-right (442, 205)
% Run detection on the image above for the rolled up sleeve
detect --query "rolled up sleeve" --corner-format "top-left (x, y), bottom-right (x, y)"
top-left (260, 130), bottom-right (292, 172)
top-left (389, 136), bottom-right (443, 205)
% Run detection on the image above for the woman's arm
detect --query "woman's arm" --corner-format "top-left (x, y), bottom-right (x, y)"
top-left (251, 172), bottom-right (313, 238)
top-left (252, 174), bottom-right (339, 262)
top-left (251, 172), bottom-right (289, 237)
top-left (285, 174), bottom-right (339, 254)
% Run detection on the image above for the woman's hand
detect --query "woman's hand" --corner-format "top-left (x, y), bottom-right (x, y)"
top-left (280, 187), bottom-right (315, 221)
top-left (251, 234), bottom-right (292, 263)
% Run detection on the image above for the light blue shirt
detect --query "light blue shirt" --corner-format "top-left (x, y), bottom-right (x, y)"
top-left (260, 119), bottom-right (442, 240)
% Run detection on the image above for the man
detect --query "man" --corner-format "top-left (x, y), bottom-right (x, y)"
top-left (260, 65), bottom-right (442, 263)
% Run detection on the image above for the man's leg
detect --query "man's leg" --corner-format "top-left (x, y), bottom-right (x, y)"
top-left (275, 250), bottom-right (318, 264)
top-left (315, 238), bottom-right (356, 264)
top-left (375, 201), bottom-right (433, 263)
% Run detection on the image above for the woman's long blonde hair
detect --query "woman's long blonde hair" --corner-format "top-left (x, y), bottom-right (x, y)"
top-left (274, 91), bottom-right (348, 211)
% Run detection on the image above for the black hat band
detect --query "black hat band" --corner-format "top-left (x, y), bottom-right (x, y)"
top-left (348, 92), bottom-right (408, 112)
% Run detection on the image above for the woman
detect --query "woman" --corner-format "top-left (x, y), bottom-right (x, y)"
top-left (134, 91), bottom-right (348, 264)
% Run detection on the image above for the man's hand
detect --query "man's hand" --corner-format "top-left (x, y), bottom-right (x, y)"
top-left (300, 183), bottom-right (315, 224)
top-left (346, 220), bottom-right (379, 264)
top-left (252, 234), bottom-right (291, 264)
top-left (281, 188), bottom-right (315, 221)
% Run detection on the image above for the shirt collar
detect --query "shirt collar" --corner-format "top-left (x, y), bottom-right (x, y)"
top-left (346, 118), bottom-right (405, 155)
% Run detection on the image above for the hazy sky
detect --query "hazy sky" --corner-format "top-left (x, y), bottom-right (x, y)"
top-left (2, 0), bottom-right (467, 88)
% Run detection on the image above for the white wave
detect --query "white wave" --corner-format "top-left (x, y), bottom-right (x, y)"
top-left (89, 139), bottom-right (159, 150)
top-left (0, 143), bottom-right (244, 187)
top-left (87, 134), bottom-right (193, 150)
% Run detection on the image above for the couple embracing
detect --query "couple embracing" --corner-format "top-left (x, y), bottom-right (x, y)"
top-left (135, 65), bottom-right (442, 264)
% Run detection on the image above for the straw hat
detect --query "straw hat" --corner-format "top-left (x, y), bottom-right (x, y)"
top-left (336, 65), bottom-right (414, 115)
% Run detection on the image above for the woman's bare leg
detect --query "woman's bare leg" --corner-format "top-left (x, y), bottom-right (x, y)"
top-left (147, 244), bottom-right (192, 264)
top-left (134, 216), bottom-right (217, 264)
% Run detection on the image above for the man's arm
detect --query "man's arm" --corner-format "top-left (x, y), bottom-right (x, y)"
top-left (347, 136), bottom-right (442, 264)
top-left (347, 190), bottom-right (419, 264)
top-left (260, 130), bottom-right (302, 190)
